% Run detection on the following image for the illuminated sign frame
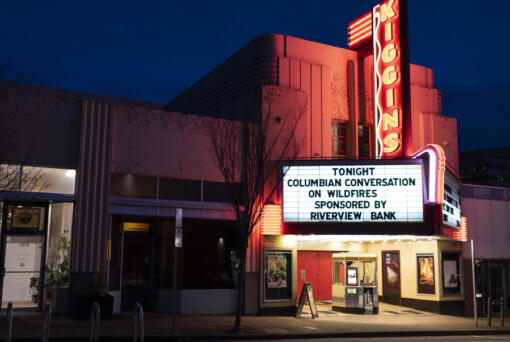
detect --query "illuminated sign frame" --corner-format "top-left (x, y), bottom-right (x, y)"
top-left (282, 160), bottom-right (424, 224)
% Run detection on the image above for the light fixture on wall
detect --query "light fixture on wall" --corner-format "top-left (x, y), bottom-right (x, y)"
top-left (65, 170), bottom-right (76, 178)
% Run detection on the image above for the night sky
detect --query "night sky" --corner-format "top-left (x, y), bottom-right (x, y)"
top-left (2, 0), bottom-right (509, 152)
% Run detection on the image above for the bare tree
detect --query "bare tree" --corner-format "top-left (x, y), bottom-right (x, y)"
top-left (205, 86), bottom-right (307, 331)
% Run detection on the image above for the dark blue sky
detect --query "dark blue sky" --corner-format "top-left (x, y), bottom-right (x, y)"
top-left (2, 0), bottom-right (509, 152)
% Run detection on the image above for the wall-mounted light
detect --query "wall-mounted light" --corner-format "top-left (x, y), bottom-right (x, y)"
top-left (66, 170), bottom-right (76, 178)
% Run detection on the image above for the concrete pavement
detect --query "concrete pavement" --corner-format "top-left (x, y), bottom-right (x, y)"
top-left (2, 302), bottom-right (510, 341)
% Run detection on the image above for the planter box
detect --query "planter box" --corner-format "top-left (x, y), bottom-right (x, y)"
top-left (72, 294), bottom-right (114, 320)
top-left (44, 287), bottom-right (70, 315)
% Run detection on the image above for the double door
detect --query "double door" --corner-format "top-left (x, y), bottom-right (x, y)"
top-left (297, 251), bottom-right (334, 300)
top-left (0, 203), bottom-right (48, 309)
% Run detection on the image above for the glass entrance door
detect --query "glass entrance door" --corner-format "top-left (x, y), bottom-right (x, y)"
top-left (1, 235), bottom-right (44, 308)
top-left (120, 221), bottom-right (153, 311)
top-left (0, 204), bottom-right (47, 309)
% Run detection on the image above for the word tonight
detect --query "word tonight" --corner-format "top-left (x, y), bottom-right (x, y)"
top-left (332, 167), bottom-right (375, 176)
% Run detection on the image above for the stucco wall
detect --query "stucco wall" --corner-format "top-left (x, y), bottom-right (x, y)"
top-left (462, 194), bottom-right (510, 259)
top-left (111, 105), bottom-right (227, 182)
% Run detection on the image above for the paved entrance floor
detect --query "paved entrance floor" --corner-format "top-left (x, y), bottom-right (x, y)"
top-left (1, 301), bottom-right (509, 341)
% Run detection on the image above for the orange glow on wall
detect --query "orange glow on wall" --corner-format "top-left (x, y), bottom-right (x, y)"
top-left (261, 204), bottom-right (282, 235)
top-left (373, 0), bottom-right (403, 158)
top-left (443, 217), bottom-right (468, 242)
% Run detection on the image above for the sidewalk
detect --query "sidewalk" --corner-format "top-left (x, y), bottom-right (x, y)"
top-left (2, 302), bottom-right (510, 341)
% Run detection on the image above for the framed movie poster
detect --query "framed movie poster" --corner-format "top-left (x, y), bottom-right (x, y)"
top-left (442, 252), bottom-right (461, 295)
top-left (264, 250), bottom-right (292, 301)
top-left (417, 255), bottom-right (435, 294)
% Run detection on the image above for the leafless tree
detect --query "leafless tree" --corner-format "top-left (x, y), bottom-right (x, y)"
top-left (205, 87), bottom-right (307, 331)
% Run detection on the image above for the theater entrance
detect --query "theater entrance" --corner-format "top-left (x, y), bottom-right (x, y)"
top-left (297, 251), bottom-right (335, 300)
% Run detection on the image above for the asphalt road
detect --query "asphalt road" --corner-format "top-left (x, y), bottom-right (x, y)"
top-left (230, 336), bottom-right (510, 342)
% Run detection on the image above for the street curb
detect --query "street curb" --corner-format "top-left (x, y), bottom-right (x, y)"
top-left (8, 329), bottom-right (510, 341)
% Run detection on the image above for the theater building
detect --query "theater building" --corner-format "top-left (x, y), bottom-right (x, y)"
top-left (0, 0), bottom-right (467, 315)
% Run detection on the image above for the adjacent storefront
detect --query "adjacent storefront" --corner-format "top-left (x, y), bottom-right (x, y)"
top-left (0, 165), bottom-right (76, 310)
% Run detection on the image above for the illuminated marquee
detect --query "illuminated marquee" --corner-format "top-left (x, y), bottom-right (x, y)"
top-left (373, 0), bottom-right (403, 158)
top-left (282, 163), bottom-right (423, 223)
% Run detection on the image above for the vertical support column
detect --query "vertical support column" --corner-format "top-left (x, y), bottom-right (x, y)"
top-left (71, 100), bottom-right (113, 280)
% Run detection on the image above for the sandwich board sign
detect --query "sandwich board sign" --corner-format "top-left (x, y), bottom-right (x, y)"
top-left (296, 282), bottom-right (318, 318)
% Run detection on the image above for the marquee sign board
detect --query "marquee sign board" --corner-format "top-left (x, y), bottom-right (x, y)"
top-left (442, 170), bottom-right (461, 228)
top-left (283, 162), bottom-right (423, 223)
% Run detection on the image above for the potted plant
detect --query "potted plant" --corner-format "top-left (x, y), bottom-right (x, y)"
top-left (29, 276), bottom-right (40, 304)
top-left (43, 234), bottom-right (71, 314)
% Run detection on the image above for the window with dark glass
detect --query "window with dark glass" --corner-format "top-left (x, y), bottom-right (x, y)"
top-left (159, 178), bottom-right (201, 201)
top-left (203, 181), bottom-right (237, 203)
top-left (332, 121), bottom-right (347, 158)
top-left (110, 173), bottom-right (157, 198)
top-left (358, 125), bottom-right (371, 158)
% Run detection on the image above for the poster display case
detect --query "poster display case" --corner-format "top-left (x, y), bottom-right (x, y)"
top-left (332, 252), bottom-right (378, 314)
top-left (442, 252), bottom-right (461, 295)
top-left (264, 250), bottom-right (292, 301)
top-left (417, 254), bottom-right (435, 294)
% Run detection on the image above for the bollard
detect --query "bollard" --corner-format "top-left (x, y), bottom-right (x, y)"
top-left (500, 297), bottom-right (505, 327)
top-left (5, 302), bottom-right (13, 342)
top-left (41, 303), bottom-right (51, 342)
top-left (133, 302), bottom-right (144, 342)
top-left (90, 302), bottom-right (100, 342)
top-left (488, 297), bottom-right (492, 327)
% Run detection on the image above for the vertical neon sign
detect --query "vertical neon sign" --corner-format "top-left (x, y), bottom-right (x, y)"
top-left (373, 0), bottom-right (403, 158)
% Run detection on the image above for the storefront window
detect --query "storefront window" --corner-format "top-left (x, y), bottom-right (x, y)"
top-left (333, 261), bottom-right (346, 285)
top-left (332, 121), bottom-right (347, 158)
top-left (442, 252), bottom-right (461, 295)
top-left (0, 164), bottom-right (21, 191)
top-left (0, 164), bottom-right (76, 194)
top-left (23, 167), bottom-right (76, 194)
top-left (417, 254), bottom-right (435, 294)
top-left (264, 250), bottom-right (292, 301)
top-left (358, 125), bottom-right (371, 158)
top-left (45, 203), bottom-right (73, 287)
